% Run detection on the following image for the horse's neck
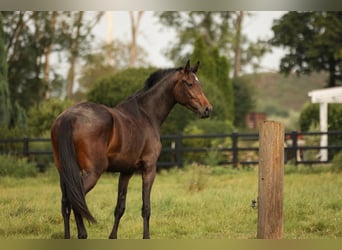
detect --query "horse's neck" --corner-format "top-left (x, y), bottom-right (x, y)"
top-left (137, 79), bottom-right (176, 128)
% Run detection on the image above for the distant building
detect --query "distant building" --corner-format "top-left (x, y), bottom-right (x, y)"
top-left (246, 112), bottom-right (267, 129)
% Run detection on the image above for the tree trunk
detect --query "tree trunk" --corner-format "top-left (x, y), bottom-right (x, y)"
top-left (33, 12), bottom-right (43, 107)
top-left (66, 12), bottom-right (83, 100)
top-left (6, 12), bottom-right (25, 65)
top-left (44, 11), bottom-right (57, 100)
top-left (233, 11), bottom-right (244, 78)
top-left (129, 11), bottom-right (143, 68)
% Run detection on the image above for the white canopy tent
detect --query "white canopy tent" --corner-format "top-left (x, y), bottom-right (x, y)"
top-left (308, 86), bottom-right (342, 161)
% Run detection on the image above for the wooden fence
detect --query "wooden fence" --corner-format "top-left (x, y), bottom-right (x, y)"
top-left (1, 131), bottom-right (342, 169)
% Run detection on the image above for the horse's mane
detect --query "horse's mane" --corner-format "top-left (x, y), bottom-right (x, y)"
top-left (142, 67), bottom-right (183, 91)
top-left (123, 67), bottom-right (183, 101)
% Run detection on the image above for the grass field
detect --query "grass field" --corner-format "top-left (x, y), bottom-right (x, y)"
top-left (0, 164), bottom-right (342, 239)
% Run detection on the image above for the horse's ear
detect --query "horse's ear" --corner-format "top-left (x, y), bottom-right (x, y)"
top-left (192, 61), bottom-right (200, 73)
top-left (183, 60), bottom-right (191, 73)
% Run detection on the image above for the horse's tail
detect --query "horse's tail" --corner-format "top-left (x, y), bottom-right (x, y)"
top-left (57, 116), bottom-right (96, 223)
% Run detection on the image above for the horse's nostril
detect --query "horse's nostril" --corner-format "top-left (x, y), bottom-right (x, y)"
top-left (203, 105), bottom-right (212, 117)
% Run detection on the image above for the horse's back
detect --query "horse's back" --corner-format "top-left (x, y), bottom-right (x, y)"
top-left (52, 102), bottom-right (113, 137)
top-left (51, 102), bottom-right (114, 173)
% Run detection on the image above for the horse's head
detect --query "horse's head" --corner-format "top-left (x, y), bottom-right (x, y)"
top-left (174, 60), bottom-right (213, 118)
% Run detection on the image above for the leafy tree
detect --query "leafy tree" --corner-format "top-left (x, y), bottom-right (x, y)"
top-left (232, 76), bottom-right (256, 128)
top-left (157, 11), bottom-right (268, 126)
top-left (1, 11), bottom-right (102, 127)
top-left (3, 12), bottom-right (46, 111)
top-left (157, 11), bottom-right (233, 64)
top-left (0, 12), bottom-right (11, 127)
top-left (271, 11), bottom-right (342, 87)
top-left (75, 41), bottom-right (148, 102)
top-left (190, 35), bottom-right (233, 121)
top-left (57, 11), bottom-right (103, 100)
top-left (157, 11), bottom-right (269, 76)
top-left (2, 11), bottom-right (66, 126)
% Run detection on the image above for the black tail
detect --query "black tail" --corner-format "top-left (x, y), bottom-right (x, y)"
top-left (58, 116), bottom-right (96, 223)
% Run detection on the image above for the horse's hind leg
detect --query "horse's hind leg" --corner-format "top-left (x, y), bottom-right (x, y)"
top-left (61, 178), bottom-right (88, 239)
top-left (61, 182), bottom-right (71, 239)
top-left (109, 172), bottom-right (133, 239)
top-left (73, 171), bottom-right (100, 239)
top-left (74, 211), bottom-right (87, 239)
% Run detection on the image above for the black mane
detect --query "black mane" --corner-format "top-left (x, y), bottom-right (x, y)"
top-left (143, 67), bottom-right (183, 90)
top-left (124, 67), bottom-right (183, 100)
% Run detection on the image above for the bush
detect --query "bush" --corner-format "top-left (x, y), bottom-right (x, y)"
top-left (0, 126), bottom-right (27, 154)
top-left (87, 67), bottom-right (156, 107)
top-left (0, 155), bottom-right (38, 178)
top-left (299, 103), bottom-right (342, 159)
top-left (27, 98), bottom-right (73, 136)
top-left (182, 119), bottom-right (234, 164)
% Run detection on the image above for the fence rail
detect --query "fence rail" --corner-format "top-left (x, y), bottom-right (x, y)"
top-left (1, 131), bottom-right (342, 169)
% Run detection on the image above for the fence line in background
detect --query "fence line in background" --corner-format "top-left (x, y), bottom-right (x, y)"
top-left (1, 131), bottom-right (342, 168)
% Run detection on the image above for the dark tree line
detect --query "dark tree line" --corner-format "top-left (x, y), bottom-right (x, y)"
top-left (1, 11), bottom-right (103, 127)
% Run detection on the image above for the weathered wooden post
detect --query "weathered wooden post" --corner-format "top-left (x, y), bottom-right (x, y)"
top-left (257, 121), bottom-right (284, 239)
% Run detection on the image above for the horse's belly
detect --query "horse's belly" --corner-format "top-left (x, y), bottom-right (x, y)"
top-left (107, 152), bottom-right (143, 172)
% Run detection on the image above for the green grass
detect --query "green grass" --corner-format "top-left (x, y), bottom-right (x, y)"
top-left (0, 165), bottom-right (342, 239)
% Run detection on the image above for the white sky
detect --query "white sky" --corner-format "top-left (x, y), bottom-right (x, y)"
top-left (93, 11), bottom-right (288, 72)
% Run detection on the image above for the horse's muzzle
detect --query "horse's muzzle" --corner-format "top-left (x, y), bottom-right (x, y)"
top-left (200, 105), bottom-right (213, 118)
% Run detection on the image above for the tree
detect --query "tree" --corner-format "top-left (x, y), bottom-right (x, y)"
top-left (58, 11), bottom-right (103, 100)
top-left (2, 11), bottom-right (54, 126)
top-left (190, 35), bottom-right (234, 121)
top-left (129, 11), bottom-right (144, 67)
top-left (157, 11), bottom-right (233, 65)
top-left (2, 11), bottom-right (103, 114)
top-left (232, 76), bottom-right (256, 128)
top-left (157, 11), bottom-right (269, 76)
top-left (158, 12), bottom-right (235, 121)
top-left (75, 40), bottom-right (148, 101)
top-left (0, 12), bottom-right (11, 127)
top-left (2, 11), bottom-right (66, 126)
top-left (271, 11), bottom-right (342, 87)
top-left (42, 11), bottom-right (58, 100)
top-left (233, 11), bottom-right (244, 78)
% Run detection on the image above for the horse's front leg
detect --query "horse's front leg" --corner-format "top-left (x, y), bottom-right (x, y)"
top-left (109, 172), bottom-right (133, 239)
top-left (141, 166), bottom-right (156, 239)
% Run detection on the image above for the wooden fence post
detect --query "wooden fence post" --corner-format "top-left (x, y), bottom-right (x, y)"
top-left (257, 121), bottom-right (284, 239)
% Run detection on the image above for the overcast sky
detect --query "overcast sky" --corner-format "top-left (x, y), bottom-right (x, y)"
top-left (92, 11), bottom-right (288, 73)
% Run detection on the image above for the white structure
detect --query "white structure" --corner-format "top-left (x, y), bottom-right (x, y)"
top-left (308, 86), bottom-right (342, 161)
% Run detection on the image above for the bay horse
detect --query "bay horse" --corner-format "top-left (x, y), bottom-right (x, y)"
top-left (51, 60), bottom-right (212, 239)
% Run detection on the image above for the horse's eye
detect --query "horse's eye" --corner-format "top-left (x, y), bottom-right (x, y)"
top-left (187, 82), bottom-right (193, 88)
